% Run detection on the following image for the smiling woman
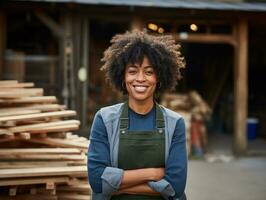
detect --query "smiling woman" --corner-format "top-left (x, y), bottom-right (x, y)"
top-left (88, 30), bottom-right (187, 200)
top-left (125, 57), bottom-right (157, 113)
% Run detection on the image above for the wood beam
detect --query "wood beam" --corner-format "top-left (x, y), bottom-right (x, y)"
top-left (175, 33), bottom-right (236, 46)
top-left (233, 19), bottom-right (248, 156)
top-left (34, 11), bottom-right (65, 38)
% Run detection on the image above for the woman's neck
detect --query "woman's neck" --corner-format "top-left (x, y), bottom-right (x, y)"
top-left (128, 98), bottom-right (154, 115)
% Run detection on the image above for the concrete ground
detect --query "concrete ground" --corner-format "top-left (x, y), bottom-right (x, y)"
top-left (185, 133), bottom-right (266, 200)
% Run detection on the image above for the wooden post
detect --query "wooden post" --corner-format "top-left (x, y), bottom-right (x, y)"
top-left (233, 19), bottom-right (248, 156)
top-left (60, 14), bottom-right (75, 109)
top-left (72, 14), bottom-right (81, 122)
top-left (80, 17), bottom-right (89, 129)
top-left (0, 11), bottom-right (6, 79)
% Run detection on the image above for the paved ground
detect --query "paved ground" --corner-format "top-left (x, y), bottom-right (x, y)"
top-left (186, 158), bottom-right (266, 200)
top-left (185, 133), bottom-right (266, 200)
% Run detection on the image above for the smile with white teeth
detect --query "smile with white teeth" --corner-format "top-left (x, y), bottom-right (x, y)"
top-left (133, 85), bottom-right (148, 93)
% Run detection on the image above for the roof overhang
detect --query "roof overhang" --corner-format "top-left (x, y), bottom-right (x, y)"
top-left (11, 0), bottom-right (266, 12)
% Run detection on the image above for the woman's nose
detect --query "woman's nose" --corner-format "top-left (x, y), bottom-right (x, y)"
top-left (136, 71), bottom-right (145, 81)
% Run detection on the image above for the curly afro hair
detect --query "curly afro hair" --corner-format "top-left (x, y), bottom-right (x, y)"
top-left (101, 30), bottom-right (185, 95)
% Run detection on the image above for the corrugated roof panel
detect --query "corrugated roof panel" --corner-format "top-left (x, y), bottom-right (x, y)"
top-left (13, 0), bottom-right (266, 12)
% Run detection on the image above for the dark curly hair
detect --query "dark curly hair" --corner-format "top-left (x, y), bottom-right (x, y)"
top-left (101, 30), bottom-right (185, 95)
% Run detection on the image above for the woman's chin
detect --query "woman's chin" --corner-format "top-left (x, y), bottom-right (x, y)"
top-left (129, 94), bottom-right (153, 102)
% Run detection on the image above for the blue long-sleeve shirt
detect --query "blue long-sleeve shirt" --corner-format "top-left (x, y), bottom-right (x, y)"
top-left (88, 105), bottom-right (187, 199)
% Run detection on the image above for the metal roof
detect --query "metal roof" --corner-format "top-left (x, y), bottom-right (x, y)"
top-left (13, 0), bottom-right (266, 12)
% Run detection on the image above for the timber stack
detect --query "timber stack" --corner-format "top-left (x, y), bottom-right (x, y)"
top-left (0, 80), bottom-right (91, 200)
top-left (161, 91), bottom-right (211, 156)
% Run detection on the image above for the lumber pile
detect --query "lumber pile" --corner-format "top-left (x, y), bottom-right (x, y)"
top-left (161, 91), bottom-right (211, 156)
top-left (0, 80), bottom-right (91, 200)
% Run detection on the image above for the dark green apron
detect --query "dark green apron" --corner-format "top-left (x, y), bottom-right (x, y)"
top-left (111, 102), bottom-right (165, 200)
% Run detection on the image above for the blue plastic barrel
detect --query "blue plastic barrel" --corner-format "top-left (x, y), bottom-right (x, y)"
top-left (247, 118), bottom-right (258, 141)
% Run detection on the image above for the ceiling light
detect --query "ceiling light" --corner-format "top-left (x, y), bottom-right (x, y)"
top-left (158, 27), bottom-right (164, 33)
top-left (190, 24), bottom-right (198, 32)
top-left (148, 23), bottom-right (158, 31)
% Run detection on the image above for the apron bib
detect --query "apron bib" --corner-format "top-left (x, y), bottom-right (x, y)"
top-left (111, 102), bottom-right (165, 200)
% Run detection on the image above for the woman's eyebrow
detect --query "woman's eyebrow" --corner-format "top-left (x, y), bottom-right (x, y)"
top-left (144, 65), bottom-right (153, 69)
top-left (127, 65), bottom-right (153, 69)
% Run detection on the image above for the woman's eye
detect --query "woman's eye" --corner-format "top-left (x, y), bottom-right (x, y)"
top-left (128, 69), bottom-right (137, 74)
top-left (145, 70), bottom-right (154, 75)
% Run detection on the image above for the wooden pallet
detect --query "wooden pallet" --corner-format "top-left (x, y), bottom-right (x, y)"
top-left (0, 80), bottom-right (91, 199)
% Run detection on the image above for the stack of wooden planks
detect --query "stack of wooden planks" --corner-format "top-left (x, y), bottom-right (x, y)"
top-left (161, 91), bottom-right (212, 156)
top-left (0, 80), bottom-right (91, 200)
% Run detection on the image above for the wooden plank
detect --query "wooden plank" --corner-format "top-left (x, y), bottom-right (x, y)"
top-left (0, 176), bottom-right (69, 186)
top-left (57, 184), bottom-right (91, 193)
top-left (67, 178), bottom-right (88, 185)
top-left (0, 80), bottom-right (18, 84)
top-left (233, 19), bottom-right (248, 155)
top-left (0, 128), bottom-right (12, 135)
top-left (0, 96), bottom-right (57, 104)
top-left (28, 124), bottom-right (79, 134)
top-left (0, 82), bottom-right (34, 88)
top-left (0, 161), bottom-right (79, 169)
top-left (0, 148), bottom-right (81, 154)
top-left (0, 194), bottom-right (58, 200)
top-left (57, 194), bottom-right (91, 200)
top-left (0, 166), bottom-right (87, 178)
top-left (0, 110), bottom-right (41, 117)
top-left (9, 120), bottom-right (80, 133)
top-left (0, 88), bottom-right (38, 91)
top-left (0, 135), bottom-right (17, 143)
top-left (30, 187), bottom-right (56, 195)
top-left (28, 138), bottom-right (88, 149)
top-left (0, 154), bottom-right (86, 161)
top-left (0, 110), bottom-right (76, 122)
top-left (0, 104), bottom-right (66, 112)
top-left (0, 120), bottom-right (16, 127)
top-left (0, 88), bottom-right (44, 98)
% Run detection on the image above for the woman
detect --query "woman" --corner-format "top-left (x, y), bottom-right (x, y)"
top-left (88, 30), bottom-right (187, 200)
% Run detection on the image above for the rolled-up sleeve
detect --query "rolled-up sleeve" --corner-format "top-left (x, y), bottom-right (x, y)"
top-left (149, 117), bottom-right (187, 199)
top-left (88, 111), bottom-right (124, 195)
top-left (101, 167), bottom-right (124, 194)
top-left (148, 179), bottom-right (175, 199)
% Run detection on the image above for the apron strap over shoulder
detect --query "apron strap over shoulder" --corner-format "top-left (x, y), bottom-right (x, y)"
top-left (120, 102), bottom-right (129, 130)
top-left (119, 101), bottom-right (165, 131)
top-left (156, 103), bottom-right (165, 130)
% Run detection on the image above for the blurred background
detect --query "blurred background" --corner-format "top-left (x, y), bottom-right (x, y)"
top-left (0, 0), bottom-right (266, 200)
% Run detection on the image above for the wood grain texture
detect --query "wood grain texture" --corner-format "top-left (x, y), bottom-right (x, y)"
top-left (0, 110), bottom-right (76, 122)
top-left (0, 166), bottom-right (87, 178)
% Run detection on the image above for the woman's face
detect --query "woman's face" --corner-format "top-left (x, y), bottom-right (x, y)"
top-left (125, 56), bottom-right (157, 103)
